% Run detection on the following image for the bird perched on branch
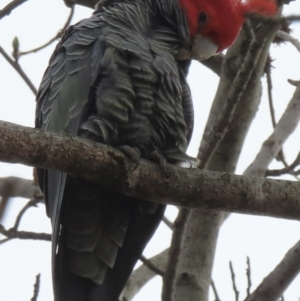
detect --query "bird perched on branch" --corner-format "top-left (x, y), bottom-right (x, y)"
top-left (35, 0), bottom-right (277, 300)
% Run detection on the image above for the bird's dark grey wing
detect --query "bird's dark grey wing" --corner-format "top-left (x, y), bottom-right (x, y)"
top-left (35, 13), bottom-right (166, 301)
top-left (35, 17), bottom-right (106, 277)
top-left (35, 14), bottom-right (131, 293)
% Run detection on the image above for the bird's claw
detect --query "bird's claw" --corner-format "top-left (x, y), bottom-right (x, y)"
top-left (148, 150), bottom-right (173, 180)
top-left (118, 145), bottom-right (141, 171)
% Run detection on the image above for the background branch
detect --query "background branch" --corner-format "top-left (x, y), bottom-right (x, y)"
top-left (275, 30), bottom-right (300, 52)
top-left (244, 79), bottom-right (300, 176)
top-left (30, 274), bottom-right (40, 301)
top-left (0, 46), bottom-right (37, 95)
top-left (0, 176), bottom-right (43, 220)
top-left (162, 209), bottom-right (189, 301)
top-left (246, 239), bottom-right (300, 301)
top-left (0, 223), bottom-right (51, 243)
top-left (0, 0), bottom-right (29, 19)
top-left (229, 261), bottom-right (239, 301)
top-left (18, 5), bottom-right (74, 57)
top-left (173, 12), bottom-right (281, 301)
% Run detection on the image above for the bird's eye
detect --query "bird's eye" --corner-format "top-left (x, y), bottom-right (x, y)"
top-left (199, 12), bottom-right (208, 28)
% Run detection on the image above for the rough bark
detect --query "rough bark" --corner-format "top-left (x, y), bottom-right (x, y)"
top-left (0, 121), bottom-right (300, 220)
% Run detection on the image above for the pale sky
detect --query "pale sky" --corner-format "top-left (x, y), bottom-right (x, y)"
top-left (1, 0), bottom-right (300, 300)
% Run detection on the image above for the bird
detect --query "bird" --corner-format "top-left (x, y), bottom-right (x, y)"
top-left (35, 0), bottom-right (277, 300)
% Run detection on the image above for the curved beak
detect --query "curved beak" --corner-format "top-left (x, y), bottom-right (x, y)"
top-left (191, 35), bottom-right (218, 61)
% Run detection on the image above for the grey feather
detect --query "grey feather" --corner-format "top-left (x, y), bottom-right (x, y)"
top-left (36, 0), bottom-right (194, 299)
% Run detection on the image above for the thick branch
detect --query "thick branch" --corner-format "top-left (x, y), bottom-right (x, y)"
top-left (162, 209), bottom-right (189, 301)
top-left (0, 121), bottom-right (300, 220)
top-left (174, 14), bottom-right (280, 301)
top-left (198, 24), bottom-right (268, 169)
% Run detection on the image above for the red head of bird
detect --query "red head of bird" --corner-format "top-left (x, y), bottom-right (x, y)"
top-left (179, 0), bottom-right (278, 59)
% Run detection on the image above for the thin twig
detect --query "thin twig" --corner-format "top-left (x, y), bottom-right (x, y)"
top-left (0, 238), bottom-right (12, 244)
top-left (0, 224), bottom-right (51, 244)
top-left (229, 261), bottom-right (239, 301)
top-left (265, 55), bottom-right (276, 129)
top-left (30, 274), bottom-right (40, 301)
top-left (246, 257), bottom-right (252, 297)
top-left (0, 0), bottom-right (28, 20)
top-left (276, 30), bottom-right (300, 52)
top-left (284, 15), bottom-right (300, 23)
top-left (140, 255), bottom-right (165, 277)
top-left (19, 6), bottom-right (74, 56)
top-left (162, 209), bottom-right (189, 301)
top-left (266, 152), bottom-right (300, 176)
top-left (13, 199), bottom-right (42, 230)
top-left (211, 279), bottom-right (221, 301)
top-left (162, 216), bottom-right (174, 230)
top-left (0, 46), bottom-right (37, 95)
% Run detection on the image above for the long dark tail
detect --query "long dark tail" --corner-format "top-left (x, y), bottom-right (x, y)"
top-left (53, 178), bottom-right (165, 301)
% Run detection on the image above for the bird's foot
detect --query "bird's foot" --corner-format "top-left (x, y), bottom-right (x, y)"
top-left (148, 150), bottom-right (173, 180)
top-left (118, 145), bottom-right (141, 171)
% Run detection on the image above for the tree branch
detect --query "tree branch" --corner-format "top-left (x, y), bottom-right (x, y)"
top-left (246, 257), bottom-right (252, 297)
top-left (121, 249), bottom-right (169, 301)
top-left (162, 209), bottom-right (189, 301)
top-left (0, 46), bottom-right (37, 95)
top-left (0, 0), bottom-right (29, 20)
top-left (18, 5), bottom-right (74, 57)
top-left (0, 176), bottom-right (42, 200)
top-left (140, 255), bottom-right (165, 277)
top-left (0, 176), bottom-right (43, 220)
top-left (198, 21), bottom-right (269, 169)
top-left (13, 199), bottom-right (43, 230)
top-left (276, 30), bottom-right (300, 52)
top-left (30, 274), bottom-right (41, 301)
top-left (174, 14), bottom-right (280, 301)
top-left (0, 121), bottom-right (300, 220)
top-left (229, 261), bottom-right (239, 301)
top-left (0, 223), bottom-right (51, 243)
top-left (244, 79), bottom-right (300, 176)
top-left (245, 239), bottom-right (300, 301)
